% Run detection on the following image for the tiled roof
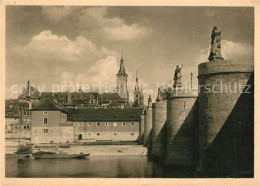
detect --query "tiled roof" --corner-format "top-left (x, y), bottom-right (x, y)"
top-left (31, 98), bottom-right (66, 113)
top-left (5, 99), bottom-right (30, 118)
top-left (66, 108), bottom-right (143, 122)
top-left (38, 92), bottom-right (125, 104)
top-left (5, 106), bottom-right (20, 118)
top-left (99, 93), bottom-right (125, 103)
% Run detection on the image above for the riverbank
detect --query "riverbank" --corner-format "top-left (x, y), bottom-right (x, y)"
top-left (5, 139), bottom-right (147, 156)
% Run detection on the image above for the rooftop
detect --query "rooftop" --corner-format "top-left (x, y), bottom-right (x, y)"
top-left (66, 107), bottom-right (143, 122)
top-left (31, 98), bottom-right (66, 113)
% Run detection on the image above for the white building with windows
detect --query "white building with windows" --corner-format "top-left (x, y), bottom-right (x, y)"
top-left (30, 98), bottom-right (143, 144)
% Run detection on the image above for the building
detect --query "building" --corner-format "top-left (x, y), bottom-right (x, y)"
top-left (6, 53), bottom-right (144, 141)
top-left (133, 71), bottom-right (144, 107)
top-left (31, 98), bottom-right (71, 144)
top-left (115, 54), bottom-right (129, 102)
top-left (5, 99), bottom-right (31, 139)
top-left (30, 98), bottom-right (143, 144)
top-left (67, 107), bottom-right (143, 142)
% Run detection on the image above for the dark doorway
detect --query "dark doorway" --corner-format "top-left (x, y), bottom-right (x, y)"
top-left (78, 134), bottom-right (82, 140)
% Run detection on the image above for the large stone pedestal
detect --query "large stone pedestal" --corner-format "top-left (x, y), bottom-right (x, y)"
top-left (198, 59), bottom-right (254, 175)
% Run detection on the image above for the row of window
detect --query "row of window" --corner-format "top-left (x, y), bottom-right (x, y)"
top-left (24, 111), bottom-right (31, 115)
top-left (23, 118), bottom-right (31, 122)
top-left (6, 131), bottom-right (28, 134)
top-left (8, 125), bottom-right (31, 130)
top-left (90, 133), bottom-right (135, 136)
top-left (80, 122), bottom-right (135, 127)
top-left (42, 117), bottom-right (136, 127)
top-left (76, 115), bottom-right (135, 119)
top-left (42, 130), bottom-right (136, 136)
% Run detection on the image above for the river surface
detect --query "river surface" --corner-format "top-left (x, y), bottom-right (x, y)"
top-left (5, 156), bottom-right (196, 178)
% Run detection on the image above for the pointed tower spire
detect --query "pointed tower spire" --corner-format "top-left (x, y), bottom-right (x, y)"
top-left (78, 82), bottom-right (82, 93)
top-left (27, 79), bottom-right (31, 97)
top-left (117, 51), bottom-right (127, 75)
top-left (135, 70), bottom-right (139, 92)
top-left (66, 82), bottom-right (72, 104)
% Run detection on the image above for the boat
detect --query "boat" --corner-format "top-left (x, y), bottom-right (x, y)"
top-left (32, 151), bottom-right (90, 159)
top-left (5, 154), bottom-right (30, 158)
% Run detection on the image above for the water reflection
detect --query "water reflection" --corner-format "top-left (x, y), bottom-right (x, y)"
top-left (6, 156), bottom-right (195, 178)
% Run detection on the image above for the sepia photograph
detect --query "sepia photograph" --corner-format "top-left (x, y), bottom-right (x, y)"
top-left (1, 1), bottom-right (257, 183)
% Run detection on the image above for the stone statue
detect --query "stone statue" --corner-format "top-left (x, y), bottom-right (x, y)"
top-left (156, 86), bottom-right (163, 102)
top-left (173, 64), bottom-right (183, 87)
top-left (208, 26), bottom-right (224, 61)
top-left (148, 95), bottom-right (152, 108)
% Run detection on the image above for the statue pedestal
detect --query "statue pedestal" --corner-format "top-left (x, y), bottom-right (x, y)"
top-left (208, 55), bottom-right (224, 61)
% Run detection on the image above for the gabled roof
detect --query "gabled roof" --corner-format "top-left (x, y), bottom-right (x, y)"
top-left (31, 98), bottom-right (66, 113)
top-left (66, 107), bottom-right (143, 122)
top-left (99, 93), bottom-right (125, 103)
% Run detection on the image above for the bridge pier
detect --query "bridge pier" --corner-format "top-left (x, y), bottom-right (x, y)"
top-left (165, 88), bottom-right (198, 166)
top-left (198, 59), bottom-right (254, 175)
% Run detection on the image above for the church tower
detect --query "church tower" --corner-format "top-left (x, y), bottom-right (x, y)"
top-left (133, 71), bottom-right (144, 106)
top-left (116, 52), bottom-right (129, 101)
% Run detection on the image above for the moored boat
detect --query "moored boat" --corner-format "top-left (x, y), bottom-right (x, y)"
top-left (32, 151), bottom-right (90, 159)
top-left (5, 154), bottom-right (30, 158)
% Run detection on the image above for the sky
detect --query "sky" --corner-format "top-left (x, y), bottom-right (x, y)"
top-left (6, 6), bottom-right (254, 103)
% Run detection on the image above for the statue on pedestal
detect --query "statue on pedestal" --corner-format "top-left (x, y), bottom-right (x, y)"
top-left (156, 86), bottom-right (163, 102)
top-left (173, 64), bottom-right (183, 88)
top-left (148, 95), bottom-right (152, 108)
top-left (208, 26), bottom-right (224, 61)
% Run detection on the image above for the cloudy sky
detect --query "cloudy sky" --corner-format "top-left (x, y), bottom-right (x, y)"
top-left (6, 6), bottom-right (254, 102)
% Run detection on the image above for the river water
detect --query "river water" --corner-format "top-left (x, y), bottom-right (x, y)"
top-left (5, 156), bottom-right (196, 178)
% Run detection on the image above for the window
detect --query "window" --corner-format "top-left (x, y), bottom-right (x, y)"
top-left (97, 133), bottom-right (100, 136)
top-left (114, 133), bottom-right (117, 136)
top-left (113, 123), bottom-right (117, 127)
top-left (27, 126), bottom-right (30, 129)
top-left (43, 111), bottom-right (48, 115)
top-left (113, 115), bottom-right (117, 119)
top-left (96, 122), bottom-right (100, 127)
top-left (24, 126), bottom-right (26, 129)
top-left (43, 118), bottom-right (48, 124)
top-left (88, 123), bottom-right (92, 126)
top-left (131, 122), bottom-right (135, 126)
top-left (130, 115), bottom-right (135, 119)
top-left (131, 133), bottom-right (134, 136)
top-left (44, 129), bottom-right (48, 133)
top-left (122, 122), bottom-right (126, 126)
top-left (105, 122), bottom-right (109, 127)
